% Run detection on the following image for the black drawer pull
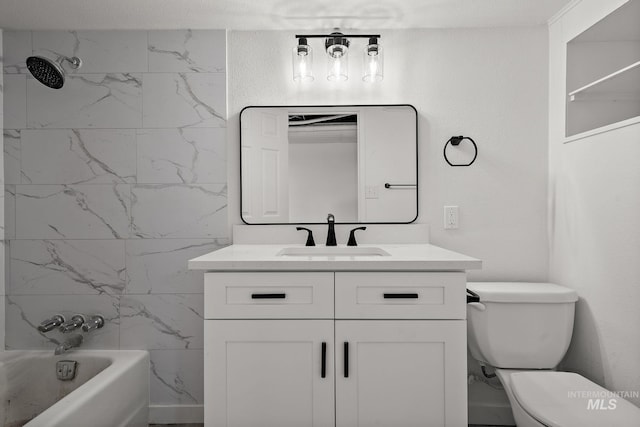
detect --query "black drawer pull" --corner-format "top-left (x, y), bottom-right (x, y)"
top-left (344, 342), bottom-right (349, 378)
top-left (251, 293), bottom-right (286, 299)
top-left (383, 293), bottom-right (419, 299)
top-left (321, 342), bottom-right (327, 378)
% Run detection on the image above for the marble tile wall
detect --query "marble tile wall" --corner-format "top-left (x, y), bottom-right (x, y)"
top-left (2, 30), bottom-right (228, 418)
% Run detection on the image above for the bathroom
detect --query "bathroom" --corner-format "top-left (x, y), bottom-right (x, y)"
top-left (0, 0), bottom-right (638, 426)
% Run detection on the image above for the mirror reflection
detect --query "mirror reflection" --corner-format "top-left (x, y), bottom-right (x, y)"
top-left (240, 105), bottom-right (417, 224)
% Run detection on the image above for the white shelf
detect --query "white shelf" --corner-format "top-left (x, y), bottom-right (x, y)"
top-left (564, 115), bottom-right (640, 144)
top-left (569, 60), bottom-right (640, 102)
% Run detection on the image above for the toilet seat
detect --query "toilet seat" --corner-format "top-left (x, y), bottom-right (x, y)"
top-left (510, 371), bottom-right (640, 427)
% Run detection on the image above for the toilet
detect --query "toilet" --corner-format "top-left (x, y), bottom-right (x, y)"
top-left (466, 282), bottom-right (640, 427)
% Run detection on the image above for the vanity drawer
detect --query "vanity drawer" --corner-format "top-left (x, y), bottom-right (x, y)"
top-left (205, 272), bottom-right (334, 319)
top-left (335, 272), bottom-right (466, 319)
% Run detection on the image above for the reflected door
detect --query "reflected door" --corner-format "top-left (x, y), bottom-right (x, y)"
top-left (241, 108), bottom-right (290, 222)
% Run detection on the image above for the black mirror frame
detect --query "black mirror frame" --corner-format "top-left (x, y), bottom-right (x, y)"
top-left (239, 104), bottom-right (419, 225)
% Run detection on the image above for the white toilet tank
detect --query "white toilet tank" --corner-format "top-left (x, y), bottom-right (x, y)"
top-left (467, 282), bottom-right (578, 369)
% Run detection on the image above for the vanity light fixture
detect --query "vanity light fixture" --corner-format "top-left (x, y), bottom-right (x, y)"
top-left (292, 37), bottom-right (314, 82)
top-left (293, 31), bottom-right (383, 82)
top-left (363, 37), bottom-right (383, 82)
top-left (325, 32), bottom-right (350, 81)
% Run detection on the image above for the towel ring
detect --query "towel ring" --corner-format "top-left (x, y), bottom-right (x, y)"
top-left (443, 135), bottom-right (477, 167)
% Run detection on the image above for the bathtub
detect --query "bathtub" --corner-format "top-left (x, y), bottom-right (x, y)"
top-left (0, 350), bottom-right (149, 427)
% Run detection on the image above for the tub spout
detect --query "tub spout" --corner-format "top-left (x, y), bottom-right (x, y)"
top-left (55, 334), bottom-right (83, 355)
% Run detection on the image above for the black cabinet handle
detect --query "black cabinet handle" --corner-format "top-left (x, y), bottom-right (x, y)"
top-left (251, 293), bottom-right (286, 299)
top-left (321, 342), bottom-right (327, 378)
top-left (344, 342), bottom-right (349, 378)
top-left (383, 293), bottom-right (419, 299)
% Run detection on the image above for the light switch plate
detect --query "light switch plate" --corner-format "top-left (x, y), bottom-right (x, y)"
top-left (365, 185), bottom-right (379, 199)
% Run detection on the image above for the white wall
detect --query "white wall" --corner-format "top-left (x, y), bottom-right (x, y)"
top-left (0, 29), bottom-right (5, 351)
top-left (228, 27), bottom-right (549, 280)
top-left (549, 0), bottom-right (640, 406)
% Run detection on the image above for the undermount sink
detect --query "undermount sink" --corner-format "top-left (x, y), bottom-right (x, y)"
top-left (277, 246), bottom-right (391, 257)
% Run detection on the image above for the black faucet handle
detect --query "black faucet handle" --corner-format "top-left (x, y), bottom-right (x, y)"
top-left (347, 227), bottom-right (367, 246)
top-left (296, 227), bottom-right (316, 246)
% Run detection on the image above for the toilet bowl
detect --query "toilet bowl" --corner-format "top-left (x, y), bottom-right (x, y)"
top-left (467, 282), bottom-right (640, 427)
top-left (496, 369), bottom-right (640, 427)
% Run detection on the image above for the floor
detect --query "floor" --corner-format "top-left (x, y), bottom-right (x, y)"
top-left (149, 425), bottom-right (204, 427)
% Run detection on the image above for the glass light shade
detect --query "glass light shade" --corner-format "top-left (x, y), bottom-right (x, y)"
top-left (327, 51), bottom-right (348, 81)
top-left (293, 44), bottom-right (314, 82)
top-left (363, 43), bottom-right (383, 82)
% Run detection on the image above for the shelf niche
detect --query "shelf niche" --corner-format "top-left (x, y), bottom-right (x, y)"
top-left (566, 0), bottom-right (640, 138)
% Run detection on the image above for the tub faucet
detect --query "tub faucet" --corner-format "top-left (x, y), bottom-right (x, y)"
top-left (38, 314), bottom-right (65, 333)
top-left (326, 213), bottom-right (337, 246)
top-left (82, 315), bottom-right (105, 332)
top-left (54, 334), bottom-right (83, 355)
top-left (59, 314), bottom-right (86, 333)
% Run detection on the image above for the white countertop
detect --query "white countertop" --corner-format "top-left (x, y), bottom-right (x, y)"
top-left (188, 244), bottom-right (482, 271)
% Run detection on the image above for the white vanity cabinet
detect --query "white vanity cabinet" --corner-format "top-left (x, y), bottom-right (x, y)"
top-left (335, 320), bottom-right (466, 427)
top-left (203, 270), bottom-right (468, 427)
top-left (206, 319), bottom-right (335, 427)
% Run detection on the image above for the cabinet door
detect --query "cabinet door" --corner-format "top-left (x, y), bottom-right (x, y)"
top-left (205, 320), bottom-right (334, 427)
top-left (335, 320), bottom-right (467, 427)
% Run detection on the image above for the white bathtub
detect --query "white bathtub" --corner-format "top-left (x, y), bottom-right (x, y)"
top-left (0, 350), bottom-right (149, 427)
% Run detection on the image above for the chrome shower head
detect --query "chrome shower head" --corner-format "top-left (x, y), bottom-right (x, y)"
top-left (26, 55), bottom-right (82, 89)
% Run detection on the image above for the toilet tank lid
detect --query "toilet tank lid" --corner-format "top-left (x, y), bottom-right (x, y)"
top-left (510, 371), bottom-right (640, 427)
top-left (467, 282), bottom-right (578, 303)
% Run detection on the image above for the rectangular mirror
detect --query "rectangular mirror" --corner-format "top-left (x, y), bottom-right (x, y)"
top-left (240, 105), bottom-right (418, 224)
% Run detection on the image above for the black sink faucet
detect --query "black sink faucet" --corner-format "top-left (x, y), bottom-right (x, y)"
top-left (296, 227), bottom-right (315, 246)
top-left (347, 227), bottom-right (367, 246)
top-left (326, 213), bottom-right (337, 246)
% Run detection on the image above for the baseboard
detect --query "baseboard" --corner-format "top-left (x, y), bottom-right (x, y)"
top-left (148, 404), bottom-right (204, 424)
top-left (468, 401), bottom-right (515, 426)
top-left (468, 381), bottom-right (516, 426)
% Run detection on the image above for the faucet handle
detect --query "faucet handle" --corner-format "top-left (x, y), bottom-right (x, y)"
top-left (81, 315), bottom-right (105, 332)
top-left (38, 314), bottom-right (65, 333)
top-left (59, 314), bottom-right (86, 333)
top-left (296, 227), bottom-right (315, 246)
top-left (347, 227), bottom-right (367, 246)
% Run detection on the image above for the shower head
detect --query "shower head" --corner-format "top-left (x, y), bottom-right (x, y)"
top-left (26, 55), bottom-right (82, 89)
